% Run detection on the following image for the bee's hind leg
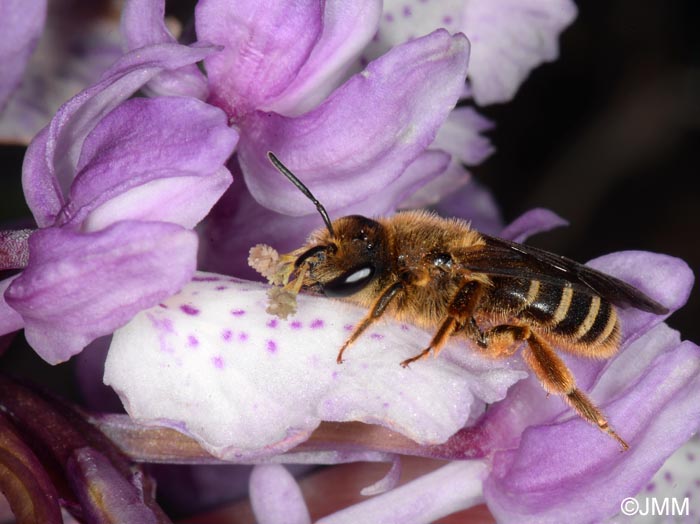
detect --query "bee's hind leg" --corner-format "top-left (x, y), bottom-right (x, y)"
top-left (479, 324), bottom-right (629, 451)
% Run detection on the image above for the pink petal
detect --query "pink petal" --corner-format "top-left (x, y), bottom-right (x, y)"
top-left (22, 42), bottom-right (218, 227)
top-left (249, 465), bottom-right (311, 524)
top-left (195, 0), bottom-right (324, 118)
top-left (121, 0), bottom-right (209, 99)
top-left (499, 208), bottom-right (569, 243)
top-left (61, 96), bottom-right (237, 229)
top-left (263, 0), bottom-right (382, 116)
top-left (5, 221), bottom-right (198, 364)
top-left (461, 0), bottom-right (578, 104)
top-left (239, 30), bottom-right (470, 215)
top-left (318, 460), bottom-right (488, 524)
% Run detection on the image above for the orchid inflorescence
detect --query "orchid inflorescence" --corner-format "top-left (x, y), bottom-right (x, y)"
top-left (0, 1), bottom-right (698, 523)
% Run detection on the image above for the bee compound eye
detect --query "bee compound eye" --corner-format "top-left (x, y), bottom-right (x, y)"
top-left (322, 264), bottom-right (376, 298)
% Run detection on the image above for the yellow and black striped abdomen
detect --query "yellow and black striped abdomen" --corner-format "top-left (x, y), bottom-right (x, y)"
top-left (484, 277), bottom-right (620, 355)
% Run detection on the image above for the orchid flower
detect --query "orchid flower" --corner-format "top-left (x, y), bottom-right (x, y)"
top-left (0, 43), bottom-right (239, 363)
top-left (1, 0), bottom-right (697, 523)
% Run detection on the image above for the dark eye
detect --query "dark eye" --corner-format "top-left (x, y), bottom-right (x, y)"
top-left (322, 264), bottom-right (375, 298)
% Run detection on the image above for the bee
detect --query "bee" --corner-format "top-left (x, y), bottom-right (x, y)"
top-left (258, 152), bottom-right (668, 450)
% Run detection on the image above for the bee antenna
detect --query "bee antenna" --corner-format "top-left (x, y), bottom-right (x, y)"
top-left (267, 152), bottom-right (336, 238)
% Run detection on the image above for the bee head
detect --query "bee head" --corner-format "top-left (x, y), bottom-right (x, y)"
top-left (266, 152), bottom-right (387, 298)
top-left (298, 215), bottom-right (386, 298)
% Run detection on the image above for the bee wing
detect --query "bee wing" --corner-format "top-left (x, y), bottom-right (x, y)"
top-left (460, 234), bottom-right (669, 314)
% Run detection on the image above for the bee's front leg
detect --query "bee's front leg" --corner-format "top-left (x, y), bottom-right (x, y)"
top-left (336, 281), bottom-right (404, 364)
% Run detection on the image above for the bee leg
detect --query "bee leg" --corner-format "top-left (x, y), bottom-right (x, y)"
top-left (400, 281), bottom-right (485, 367)
top-left (484, 324), bottom-right (629, 450)
top-left (400, 316), bottom-right (458, 367)
top-left (336, 282), bottom-right (404, 364)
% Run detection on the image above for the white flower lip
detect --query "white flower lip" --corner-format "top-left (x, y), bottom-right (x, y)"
top-left (104, 272), bottom-right (526, 460)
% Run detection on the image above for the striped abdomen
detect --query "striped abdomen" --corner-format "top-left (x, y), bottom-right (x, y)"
top-left (485, 277), bottom-right (620, 353)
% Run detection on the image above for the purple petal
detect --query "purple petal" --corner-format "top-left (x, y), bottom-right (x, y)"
top-left (400, 160), bottom-right (471, 210)
top-left (0, 2), bottom-right (121, 145)
top-left (104, 274), bottom-right (525, 459)
top-left (0, 276), bottom-right (23, 336)
top-left (249, 465), bottom-right (311, 524)
top-left (499, 208), bottom-right (569, 243)
top-left (432, 176), bottom-right (504, 235)
top-left (484, 334), bottom-right (700, 523)
top-left (318, 460), bottom-right (488, 524)
top-left (360, 455), bottom-right (402, 496)
top-left (195, 0), bottom-right (324, 118)
top-left (263, 0), bottom-right (382, 116)
top-left (67, 447), bottom-right (161, 524)
top-left (400, 108), bottom-right (494, 209)
top-left (461, 0), bottom-right (578, 104)
top-left (0, 0), bottom-right (46, 112)
top-left (5, 221), bottom-right (198, 363)
top-left (60, 96), bottom-right (237, 229)
top-left (22, 42), bottom-right (218, 227)
top-left (121, 0), bottom-right (209, 99)
top-left (239, 30), bottom-right (470, 215)
top-left (433, 107), bottom-right (494, 166)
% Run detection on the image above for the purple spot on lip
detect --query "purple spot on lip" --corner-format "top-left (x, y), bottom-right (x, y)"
top-left (344, 324), bottom-right (354, 331)
top-left (645, 482), bottom-right (655, 492)
top-left (370, 333), bottom-right (384, 340)
top-left (310, 319), bottom-right (324, 329)
top-left (290, 320), bottom-right (302, 330)
top-left (400, 324), bottom-right (409, 331)
top-left (238, 332), bottom-right (248, 342)
top-left (187, 335), bottom-right (199, 348)
top-left (212, 355), bottom-right (225, 369)
top-left (181, 304), bottom-right (200, 316)
top-left (442, 15), bottom-right (453, 25)
top-left (663, 471), bottom-right (673, 482)
top-left (149, 316), bottom-right (174, 333)
top-left (231, 309), bottom-right (245, 317)
top-left (222, 329), bottom-right (232, 341)
top-left (215, 285), bottom-right (228, 291)
top-left (158, 303), bottom-right (168, 309)
top-left (266, 340), bottom-right (277, 353)
top-left (192, 276), bottom-right (220, 282)
top-left (266, 318), bottom-right (278, 328)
